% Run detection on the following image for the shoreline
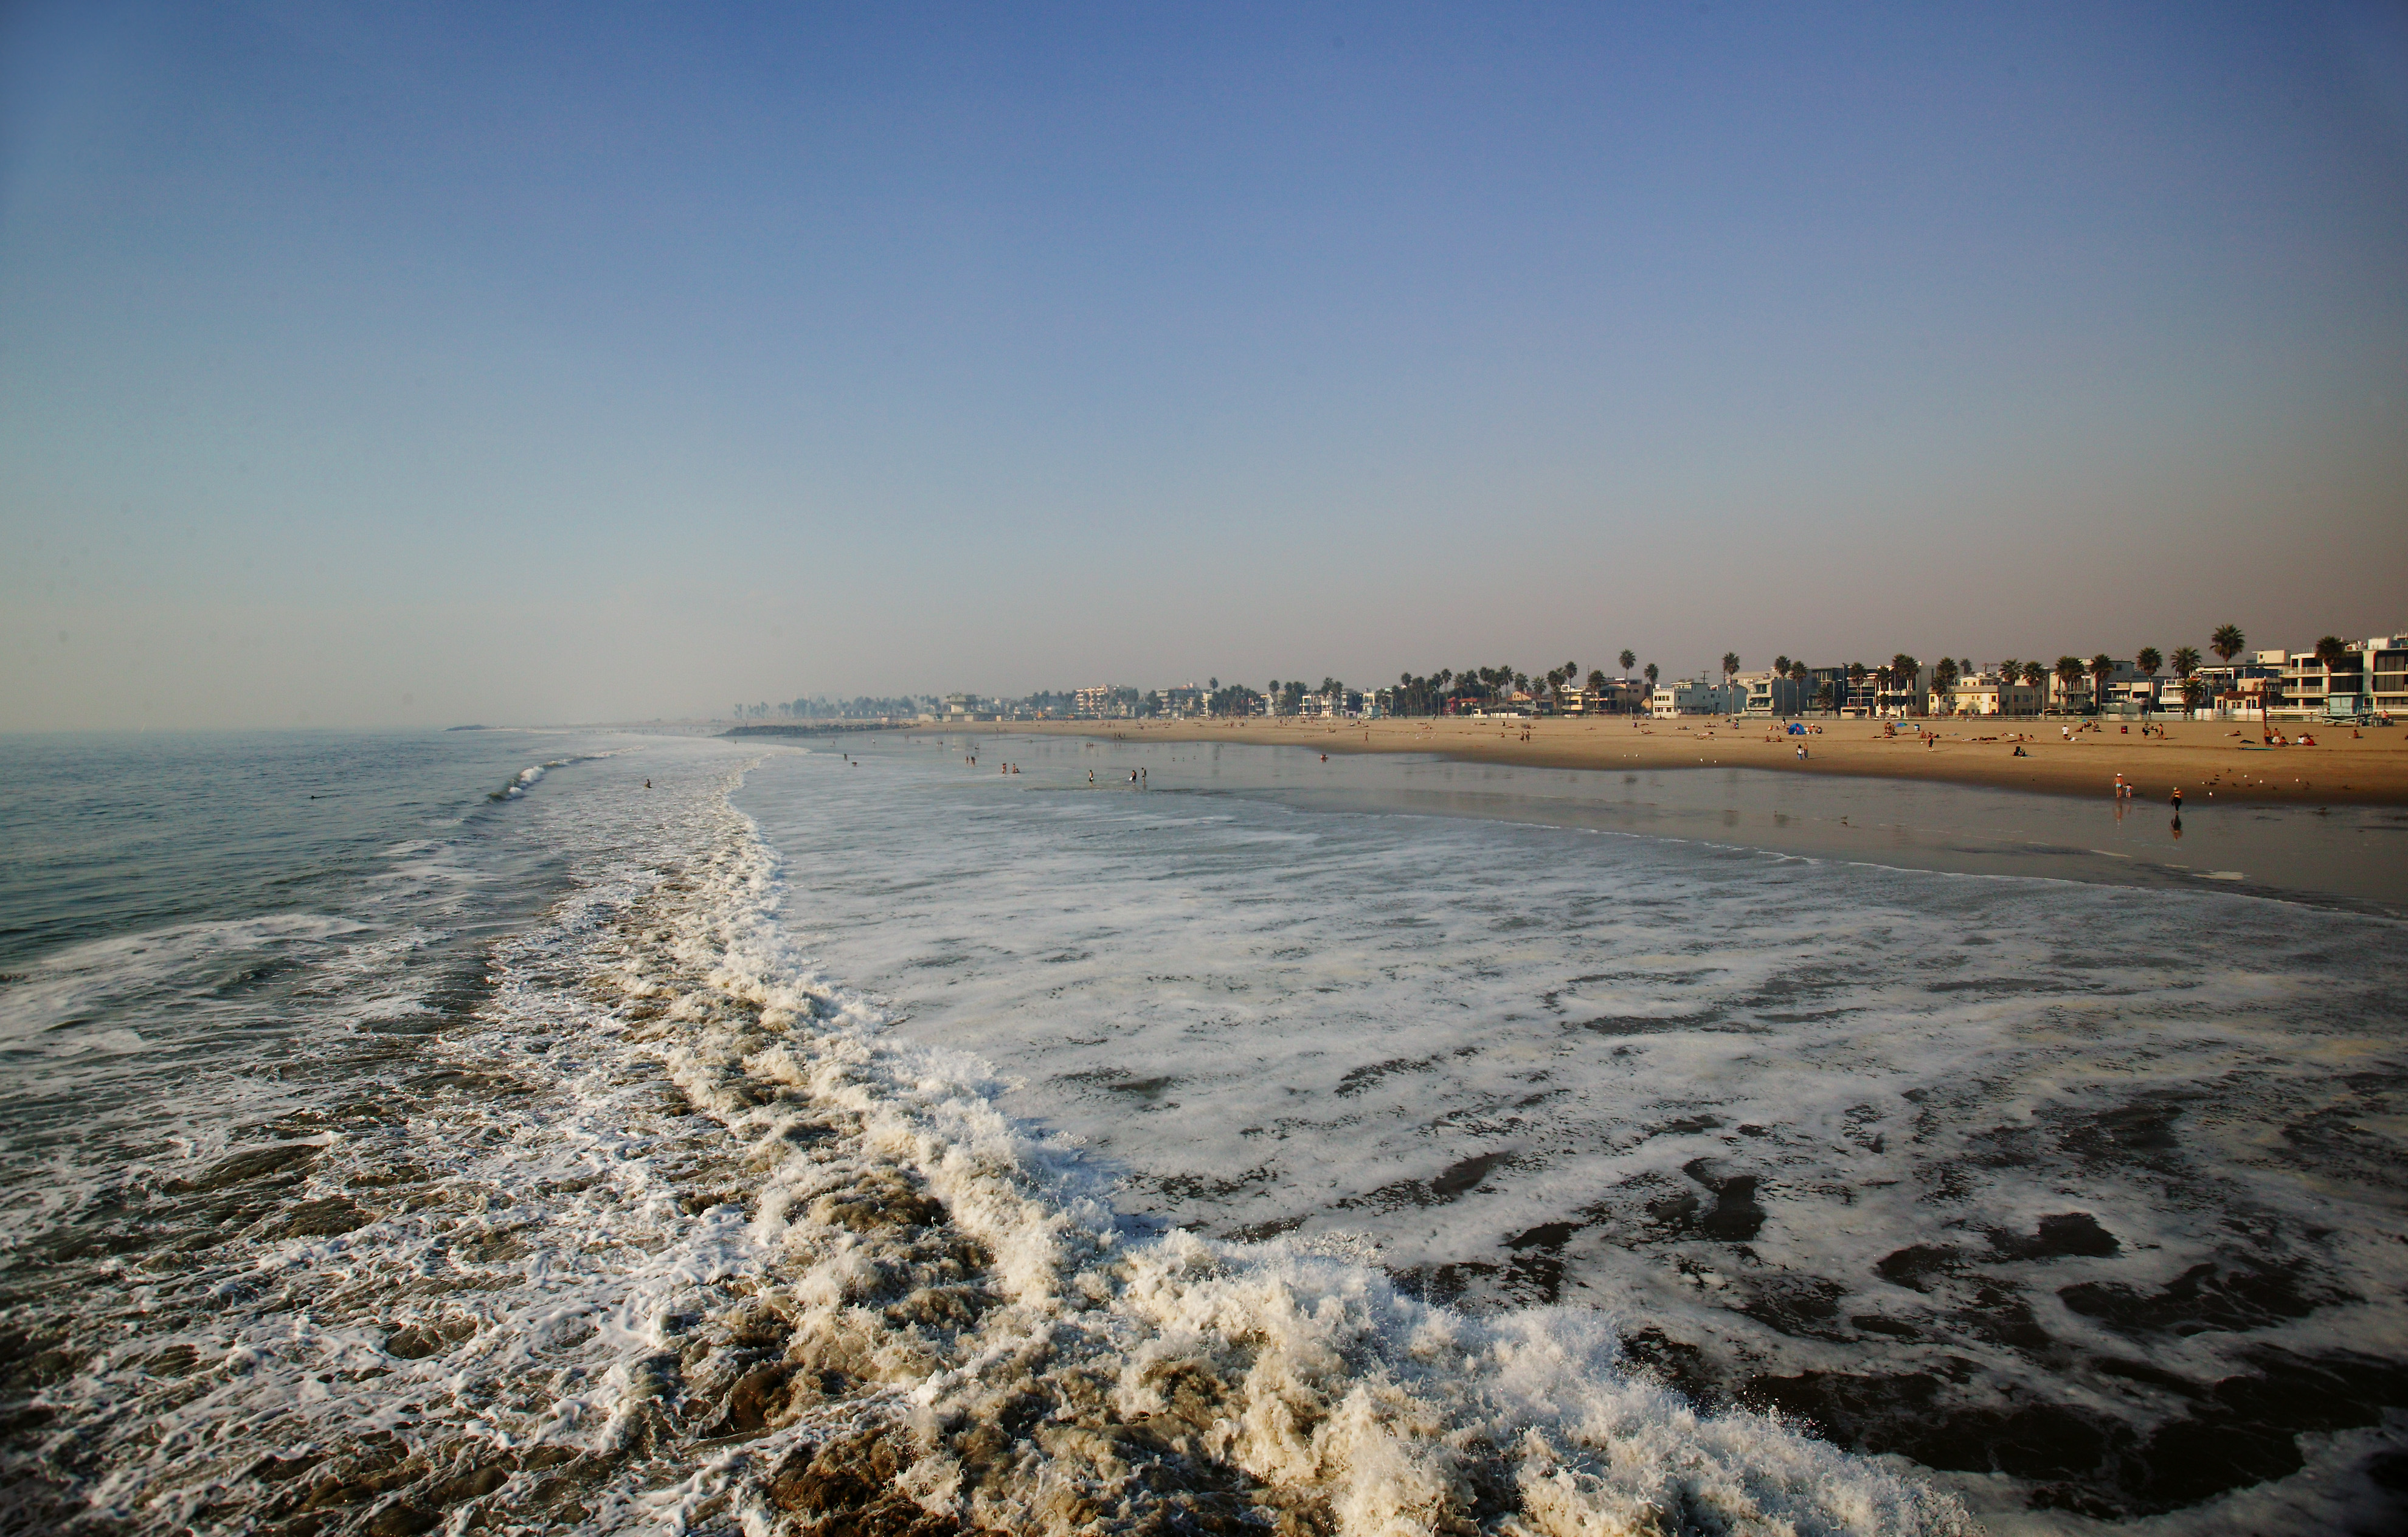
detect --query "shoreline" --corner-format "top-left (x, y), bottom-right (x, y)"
top-left (973, 714), bottom-right (2408, 807)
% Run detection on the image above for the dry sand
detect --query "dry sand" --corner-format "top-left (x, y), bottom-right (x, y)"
top-left (1005, 714), bottom-right (2408, 806)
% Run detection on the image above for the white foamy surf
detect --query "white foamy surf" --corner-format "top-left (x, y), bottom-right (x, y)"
top-left (733, 737), bottom-right (2408, 1533)
top-left (1, 744), bottom-right (1979, 1535)
top-left (10, 733), bottom-right (2404, 1535)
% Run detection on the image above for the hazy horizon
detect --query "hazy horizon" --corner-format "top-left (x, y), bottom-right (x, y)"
top-left (6, 2), bottom-right (2406, 731)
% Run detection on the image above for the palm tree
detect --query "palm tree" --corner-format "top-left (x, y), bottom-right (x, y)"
top-left (2134, 648), bottom-right (2162, 719)
top-left (1998, 659), bottom-right (2022, 716)
top-left (1846, 661), bottom-right (1867, 715)
top-left (2054, 656), bottom-right (2086, 715)
top-left (1644, 661), bottom-right (1659, 690)
top-left (2316, 635), bottom-right (2350, 716)
top-left (1891, 654), bottom-right (1919, 716)
top-left (2089, 653), bottom-right (2116, 717)
top-left (2170, 645), bottom-right (2200, 680)
top-left (2022, 660), bottom-right (2047, 700)
top-left (1773, 655), bottom-right (1791, 680)
top-left (1720, 652), bottom-right (1740, 716)
top-left (2202, 627), bottom-right (2249, 723)
top-left (1932, 657), bottom-right (1960, 704)
top-left (1619, 649), bottom-right (1636, 674)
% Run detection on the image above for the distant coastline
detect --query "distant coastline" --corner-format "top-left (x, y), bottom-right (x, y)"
top-left (722, 721), bottom-right (911, 737)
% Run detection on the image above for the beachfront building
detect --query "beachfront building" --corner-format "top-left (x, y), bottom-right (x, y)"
top-left (2040, 659), bottom-right (2150, 715)
top-left (1801, 666), bottom-right (1852, 715)
top-left (2103, 675), bottom-right (2162, 715)
top-left (1740, 671), bottom-right (1808, 716)
top-left (2361, 637), bottom-right (2408, 718)
top-left (1162, 685), bottom-right (1206, 717)
top-left (1651, 677), bottom-right (1745, 717)
top-left (2074, 659), bottom-right (2154, 716)
top-left (2209, 674), bottom-right (2273, 721)
top-left (1943, 673), bottom-right (2045, 716)
top-left (1835, 665), bottom-right (1926, 717)
top-left (2192, 654), bottom-right (2283, 720)
top-left (1581, 678), bottom-right (1647, 714)
top-left (2267, 635), bottom-right (2408, 720)
top-left (1877, 666), bottom-right (1929, 717)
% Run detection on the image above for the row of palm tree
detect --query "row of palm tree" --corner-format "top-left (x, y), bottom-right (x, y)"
top-left (1367, 621), bottom-right (2300, 720)
top-left (1921, 623), bottom-right (2251, 717)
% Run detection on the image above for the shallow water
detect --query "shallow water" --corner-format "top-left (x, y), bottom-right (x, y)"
top-left (1, 729), bottom-right (2399, 1536)
top-left (749, 734), bottom-right (2408, 1530)
top-left (895, 730), bottom-right (2408, 912)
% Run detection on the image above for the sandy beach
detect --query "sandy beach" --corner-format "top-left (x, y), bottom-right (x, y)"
top-left (1003, 713), bottom-right (2408, 806)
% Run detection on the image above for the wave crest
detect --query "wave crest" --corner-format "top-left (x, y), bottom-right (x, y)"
top-left (629, 786), bottom-right (1974, 1535)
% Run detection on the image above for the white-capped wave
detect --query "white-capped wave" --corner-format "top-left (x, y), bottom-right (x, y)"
top-left (2, 750), bottom-right (1977, 1536)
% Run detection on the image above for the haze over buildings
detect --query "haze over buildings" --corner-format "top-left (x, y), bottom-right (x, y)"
top-left (4, 2), bottom-right (2406, 730)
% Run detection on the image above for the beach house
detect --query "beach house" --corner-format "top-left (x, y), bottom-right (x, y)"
top-left (1651, 677), bottom-right (1744, 717)
top-left (1740, 671), bottom-right (1808, 717)
top-left (2268, 635), bottom-right (2408, 720)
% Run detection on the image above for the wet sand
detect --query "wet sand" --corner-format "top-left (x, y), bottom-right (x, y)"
top-left (1004, 713), bottom-right (2408, 807)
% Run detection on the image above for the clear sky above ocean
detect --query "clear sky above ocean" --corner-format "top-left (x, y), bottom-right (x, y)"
top-left (4, 2), bottom-right (2404, 728)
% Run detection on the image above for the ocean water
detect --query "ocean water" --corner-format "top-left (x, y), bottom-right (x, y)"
top-left (1, 731), bottom-right (2401, 1536)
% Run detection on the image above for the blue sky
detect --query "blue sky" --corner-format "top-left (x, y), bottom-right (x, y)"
top-left (5, 2), bottom-right (2404, 725)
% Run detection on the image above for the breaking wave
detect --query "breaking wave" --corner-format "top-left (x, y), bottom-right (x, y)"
top-left (1, 757), bottom-right (1972, 1535)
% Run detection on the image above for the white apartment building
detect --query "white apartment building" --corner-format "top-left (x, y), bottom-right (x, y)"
top-left (1740, 671), bottom-right (1809, 716)
top-left (1652, 679), bottom-right (1745, 716)
top-left (2268, 635), bottom-right (2408, 719)
top-left (1943, 674), bottom-right (2046, 716)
